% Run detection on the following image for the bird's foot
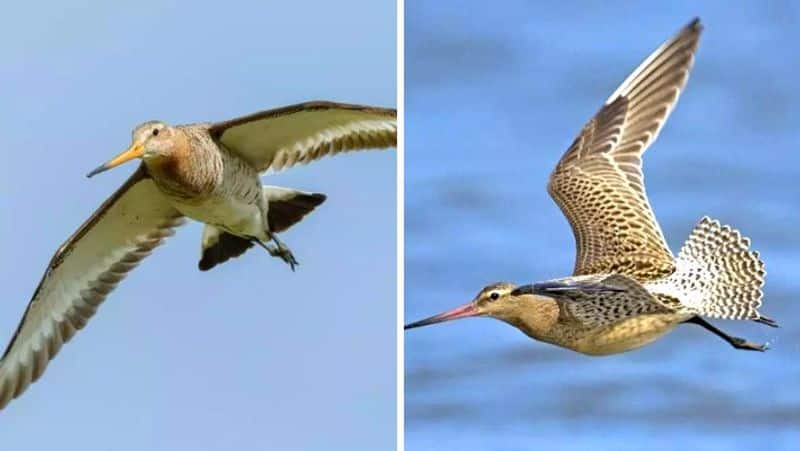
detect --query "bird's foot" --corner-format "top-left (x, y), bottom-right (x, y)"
top-left (730, 337), bottom-right (768, 352)
top-left (683, 316), bottom-right (769, 353)
top-left (266, 243), bottom-right (298, 271)
top-left (251, 235), bottom-right (298, 271)
top-left (268, 233), bottom-right (298, 271)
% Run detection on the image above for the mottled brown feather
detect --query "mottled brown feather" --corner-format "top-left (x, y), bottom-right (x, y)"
top-left (548, 19), bottom-right (702, 282)
top-left (550, 274), bottom-right (673, 329)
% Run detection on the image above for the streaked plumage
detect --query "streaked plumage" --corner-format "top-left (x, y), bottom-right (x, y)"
top-left (405, 18), bottom-right (775, 356)
top-left (0, 100), bottom-right (396, 410)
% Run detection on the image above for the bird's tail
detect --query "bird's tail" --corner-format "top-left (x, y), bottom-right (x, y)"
top-left (263, 186), bottom-right (327, 233)
top-left (662, 217), bottom-right (773, 325)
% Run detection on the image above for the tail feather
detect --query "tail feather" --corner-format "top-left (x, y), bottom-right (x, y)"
top-left (199, 227), bottom-right (254, 271)
top-left (657, 217), bottom-right (767, 321)
top-left (196, 187), bottom-right (325, 271)
top-left (264, 186), bottom-right (326, 233)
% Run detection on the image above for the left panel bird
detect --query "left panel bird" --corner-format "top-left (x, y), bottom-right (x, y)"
top-left (0, 100), bottom-right (396, 410)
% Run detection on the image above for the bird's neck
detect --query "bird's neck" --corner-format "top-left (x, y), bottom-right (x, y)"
top-left (147, 130), bottom-right (221, 199)
top-left (496, 298), bottom-right (561, 341)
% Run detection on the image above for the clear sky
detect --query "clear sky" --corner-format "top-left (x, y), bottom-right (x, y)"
top-left (0, 1), bottom-right (396, 450)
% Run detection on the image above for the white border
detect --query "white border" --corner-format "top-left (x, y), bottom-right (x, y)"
top-left (396, 0), bottom-right (405, 447)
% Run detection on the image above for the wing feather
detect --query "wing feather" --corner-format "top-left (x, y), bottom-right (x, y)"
top-left (209, 101), bottom-right (396, 173)
top-left (548, 19), bottom-right (702, 282)
top-left (0, 165), bottom-right (184, 409)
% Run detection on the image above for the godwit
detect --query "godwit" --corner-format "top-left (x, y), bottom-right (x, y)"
top-left (405, 19), bottom-right (777, 355)
top-left (0, 101), bottom-right (396, 409)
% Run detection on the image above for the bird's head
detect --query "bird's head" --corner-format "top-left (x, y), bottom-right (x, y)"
top-left (404, 282), bottom-right (556, 330)
top-left (87, 121), bottom-right (178, 177)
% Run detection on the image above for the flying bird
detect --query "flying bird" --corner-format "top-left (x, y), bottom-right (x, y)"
top-left (0, 101), bottom-right (396, 409)
top-left (405, 19), bottom-right (776, 355)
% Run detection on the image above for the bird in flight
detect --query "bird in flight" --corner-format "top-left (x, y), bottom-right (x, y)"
top-left (0, 101), bottom-right (396, 410)
top-left (406, 19), bottom-right (776, 356)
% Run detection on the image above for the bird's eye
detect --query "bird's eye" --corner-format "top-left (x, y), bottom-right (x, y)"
top-left (489, 292), bottom-right (499, 301)
top-left (152, 129), bottom-right (159, 136)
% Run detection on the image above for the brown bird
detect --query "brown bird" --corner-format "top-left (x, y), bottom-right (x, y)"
top-left (0, 100), bottom-right (396, 410)
top-left (405, 19), bottom-right (776, 355)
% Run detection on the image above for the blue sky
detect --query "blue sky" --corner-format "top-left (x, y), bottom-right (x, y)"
top-left (0, 1), bottom-right (395, 449)
top-left (405, 1), bottom-right (800, 450)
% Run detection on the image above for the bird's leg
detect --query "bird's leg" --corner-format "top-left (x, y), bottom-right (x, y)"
top-left (253, 233), bottom-right (298, 271)
top-left (683, 316), bottom-right (767, 352)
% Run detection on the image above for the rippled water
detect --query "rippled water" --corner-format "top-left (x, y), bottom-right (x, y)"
top-left (404, 2), bottom-right (800, 450)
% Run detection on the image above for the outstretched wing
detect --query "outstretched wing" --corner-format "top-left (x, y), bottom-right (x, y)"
top-left (208, 101), bottom-right (396, 173)
top-left (0, 165), bottom-right (184, 409)
top-left (548, 18), bottom-right (702, 282)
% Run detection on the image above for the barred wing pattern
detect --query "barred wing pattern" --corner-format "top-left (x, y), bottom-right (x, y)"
top-left (548, 19), bottom-right (702, 282)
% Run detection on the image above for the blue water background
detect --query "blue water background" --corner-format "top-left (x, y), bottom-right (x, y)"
top-left (405, 2), bottom-right (800, 450)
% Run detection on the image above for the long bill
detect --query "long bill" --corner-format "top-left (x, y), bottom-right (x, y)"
top-left (404, 302), bottom-right (480, 330)
top-left (87, 142), bottom-right (144, 178)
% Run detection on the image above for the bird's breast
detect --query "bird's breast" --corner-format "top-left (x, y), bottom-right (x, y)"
top-left (148, 153), bottom-right (220, 201)
top-left (148, 136), bottom-right (265, 236)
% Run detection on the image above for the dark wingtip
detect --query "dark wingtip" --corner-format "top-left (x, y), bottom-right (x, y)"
top-left (510, 285), bottom-right (535, 296)
top-left (310, 193), bottom-right (327, 205)
top-left (517, 279), bottom-right (625, 296)
top-left (687, 17), bottom-right (703, 33)
top-left (198, 259), bottom-right (213, 271)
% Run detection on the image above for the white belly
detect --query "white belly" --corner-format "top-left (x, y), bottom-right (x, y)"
top-left (172, 195), bottom-right (266, 239)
